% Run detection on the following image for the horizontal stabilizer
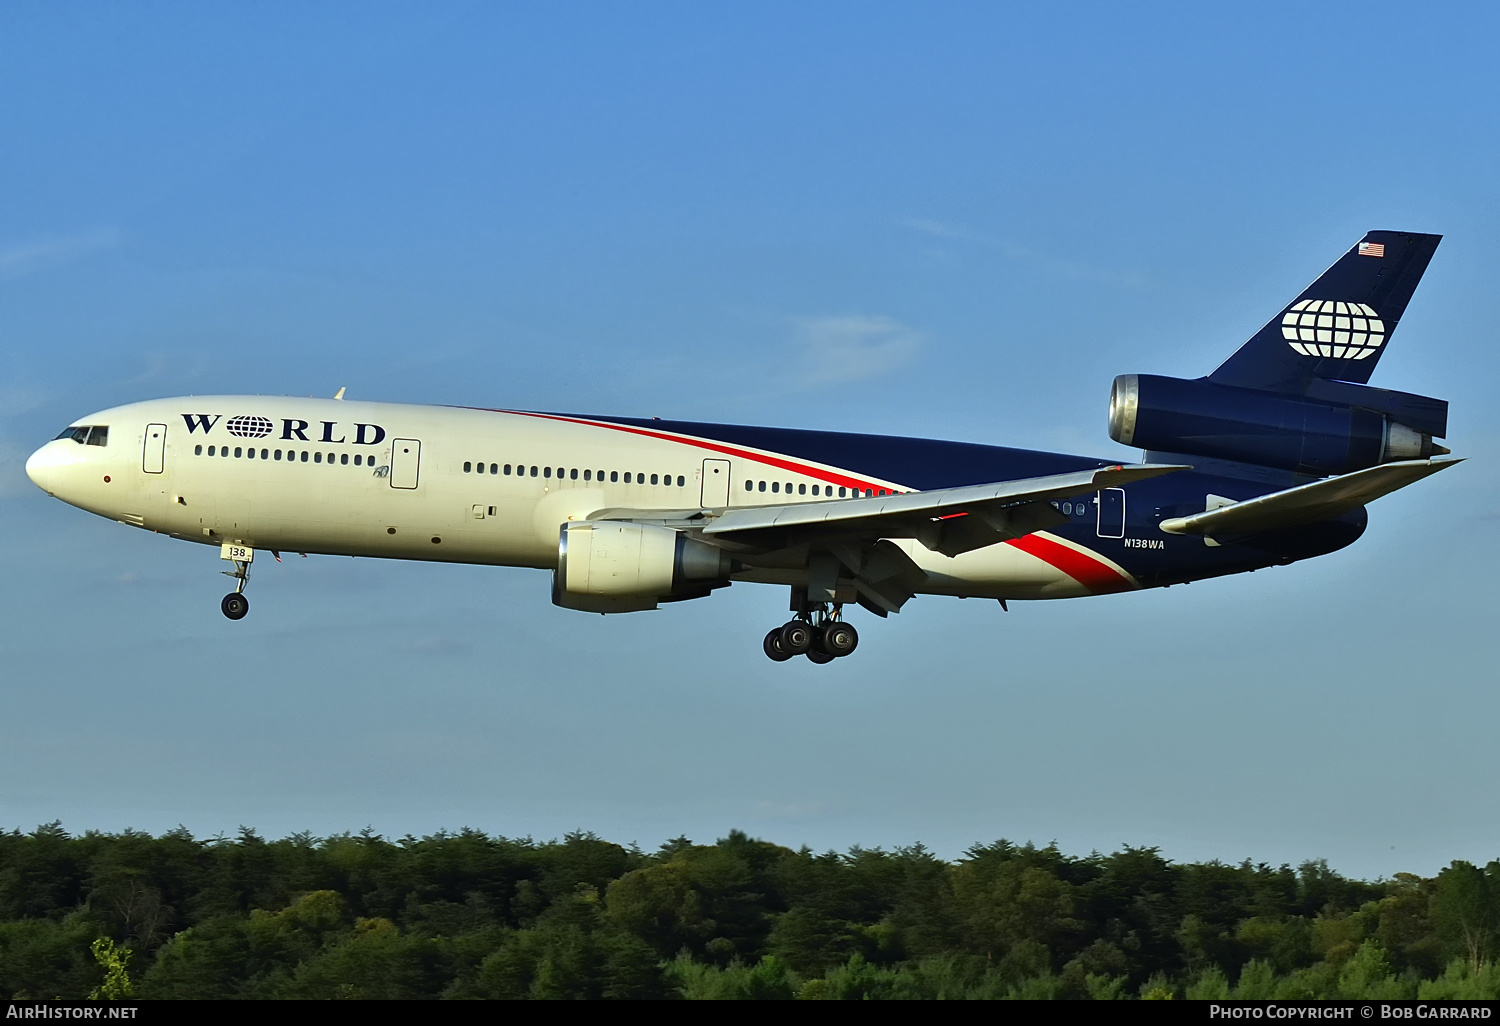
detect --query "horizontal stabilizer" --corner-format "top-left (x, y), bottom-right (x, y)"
top-left (1159, 458), bottom-right (1461, 538)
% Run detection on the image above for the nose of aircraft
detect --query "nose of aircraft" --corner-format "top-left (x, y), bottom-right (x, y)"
top-left (26, 442), bottom-right (63, 494)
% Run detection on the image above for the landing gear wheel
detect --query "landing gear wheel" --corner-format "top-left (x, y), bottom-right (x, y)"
top-left (779, 620), bottom-right (814, 655)
top-left (821, 621), bottom-right (858, 658)
top-left (763, 628), bottom-right (793, 662)
top-left (805, 647), bottom-right (835, 665)
top-left (221, 593), bottom-right (250, 620)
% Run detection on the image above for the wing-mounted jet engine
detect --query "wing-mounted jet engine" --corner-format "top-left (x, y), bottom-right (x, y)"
top-left (552, 521), bottom-right (734, 613)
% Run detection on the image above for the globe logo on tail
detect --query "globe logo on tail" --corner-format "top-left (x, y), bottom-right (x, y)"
top-left (1282, 300), bottom-right (1385, 359)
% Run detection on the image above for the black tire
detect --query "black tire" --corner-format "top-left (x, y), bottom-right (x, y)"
top-left (779, 620), bottom-right (814, 655)
top-left (763, 628), bottom-right (793, 662)
top-left (821, 621), bottom-right (859, 657)
top-left (805, 647), bottom-right (835, 664)
top-left (221, 593), bottom-right (249, 620)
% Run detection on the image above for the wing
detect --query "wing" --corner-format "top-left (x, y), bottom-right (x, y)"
top-left (699, 463), bottom-right (1186, 551)
top-left (1160, 457), bottom-right (1460, 539)
top-left (589, 463), bottom-right (1186, 617)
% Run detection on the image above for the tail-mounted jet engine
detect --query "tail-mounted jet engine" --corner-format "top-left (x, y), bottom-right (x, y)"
top-left (1108, 374), bottom-right (1448, 476)
top-left (552, 521), bottom-right (734, 613)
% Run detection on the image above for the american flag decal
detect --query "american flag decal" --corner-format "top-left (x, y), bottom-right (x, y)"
top-left (1358, 242), bottom-right (1386, 258)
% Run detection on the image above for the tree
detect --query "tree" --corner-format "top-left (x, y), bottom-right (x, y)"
top-left (1431, 861), bottom-right (1500, 973)
top-left (89, 938), bottom-right (132, 999)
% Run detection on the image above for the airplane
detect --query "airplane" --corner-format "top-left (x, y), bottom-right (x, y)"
top-left (25, 230), bottom-right (1458, 664)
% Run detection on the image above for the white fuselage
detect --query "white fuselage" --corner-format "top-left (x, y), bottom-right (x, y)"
top-left (25, 396), bottom-right (1137, 603)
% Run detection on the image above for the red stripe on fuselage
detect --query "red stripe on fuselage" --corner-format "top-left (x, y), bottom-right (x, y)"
top-left (475, 409), bottom-right (899, 494)
top-left (1006, 534), bottom-right (1135, 594)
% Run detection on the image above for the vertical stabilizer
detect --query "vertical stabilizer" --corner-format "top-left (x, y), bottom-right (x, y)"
top-left (1208, 231), bottom-right (1441, 393)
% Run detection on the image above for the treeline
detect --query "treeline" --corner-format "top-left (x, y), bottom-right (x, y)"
top-left (0, 823), bottom-right (1497, 999)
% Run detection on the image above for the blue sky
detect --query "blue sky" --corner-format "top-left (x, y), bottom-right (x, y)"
top-left (2, 2), bottom-right (1496, 879)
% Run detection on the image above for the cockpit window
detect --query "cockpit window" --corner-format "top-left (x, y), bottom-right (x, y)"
top-left (54, 425), bottom-right (110, 446)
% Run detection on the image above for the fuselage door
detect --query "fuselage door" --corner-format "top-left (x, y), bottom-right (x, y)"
top-left (1096, 487), bottom-right (1125, 538)
top-left (143, 423), bottom-right (167, 474)
top-left (701, 459), bottom-right (731, 508)
top-left (390, 438), bottom-right (421, 489)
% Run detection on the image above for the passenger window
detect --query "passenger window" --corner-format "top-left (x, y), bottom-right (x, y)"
top-left (745, 480), bottom-right (753, 491)
top-left (262, 449), bottom-right (269, 460)
top-left (610, 471), bottom-right (618, 482)
top-left (799, 484), bottom-right (806, 495)
top-left (584, 469), bottom-right (591, 481)
top-left (300, 451), bottom-right (308, 462)
top-left (625, 472), bottom-right (632, 483)
top-left (504, 464), bottom-right (512, 475)
top-left (650, 474), bottom-right (659, 485)
top-left (491, 464), bottom-right (498, 475)
top-left (208, 445), bottom-right (216, 456)
top-left (314, 452), bottom-right (322, 463)
top-left (354, 454), bottom-right (362, 466)
top-left (676, 475), bottom-right (684, 487)
top-left (275, 450), bottom-right (283, 461)
top-left (771, 482), bottom-right (779, 493)
top-left (597, 470), bottom-right (604, 480)
top-left (759, 481), bottom-right (766, 492)
top-left (341, 453), bottom-right (348, 465)
top-left (570, 469), bottom-right (578, 480)
top-left (838, 487), bottom-right (846, 497)
top-left (530, 466), bottom-right (538, 477)
top-left (195, 445), bottom-right (203, 456)
top-left (247, 448), bottom-right (256, 460)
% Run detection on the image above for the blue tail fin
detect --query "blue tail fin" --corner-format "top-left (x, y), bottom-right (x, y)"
top-left (1208, 230), bottom-right (1441, 393)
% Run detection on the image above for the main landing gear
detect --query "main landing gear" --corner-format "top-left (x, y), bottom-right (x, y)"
top-left (763, 605), bottom-right (859, 665)
top-left (220, 558), bottom-right (251, 620)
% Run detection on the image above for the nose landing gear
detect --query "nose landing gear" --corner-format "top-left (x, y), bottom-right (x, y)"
top-left (762, 605), bottom-right (859, 665)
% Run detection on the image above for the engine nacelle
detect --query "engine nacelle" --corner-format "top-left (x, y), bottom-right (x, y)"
top-left (552, 521), bottom-right (732, 613)
top-left (1108, 374), bottom-right (1446, 476)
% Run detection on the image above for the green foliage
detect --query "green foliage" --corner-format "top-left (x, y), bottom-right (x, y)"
top-left (1417, 957), bottom-right (1500, 1000)
top-left (1431, 860), bottom-right (1500, 972)
top-left (88, 937), bottom-right (133, 999)
top-left (0, 913), bottom-right (104, 999)
top-left (0, 823), bottom-right (1494, 999)
top-left (1183, 964), bottom-right (1230, 1000)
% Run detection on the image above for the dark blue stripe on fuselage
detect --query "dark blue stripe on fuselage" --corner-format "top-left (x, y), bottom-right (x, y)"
top-left (581, 415), bottom-right (1110, 489)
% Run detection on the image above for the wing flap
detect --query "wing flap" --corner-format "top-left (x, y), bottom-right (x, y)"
top-left (1160, 458), bottom-right (1461, 537)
